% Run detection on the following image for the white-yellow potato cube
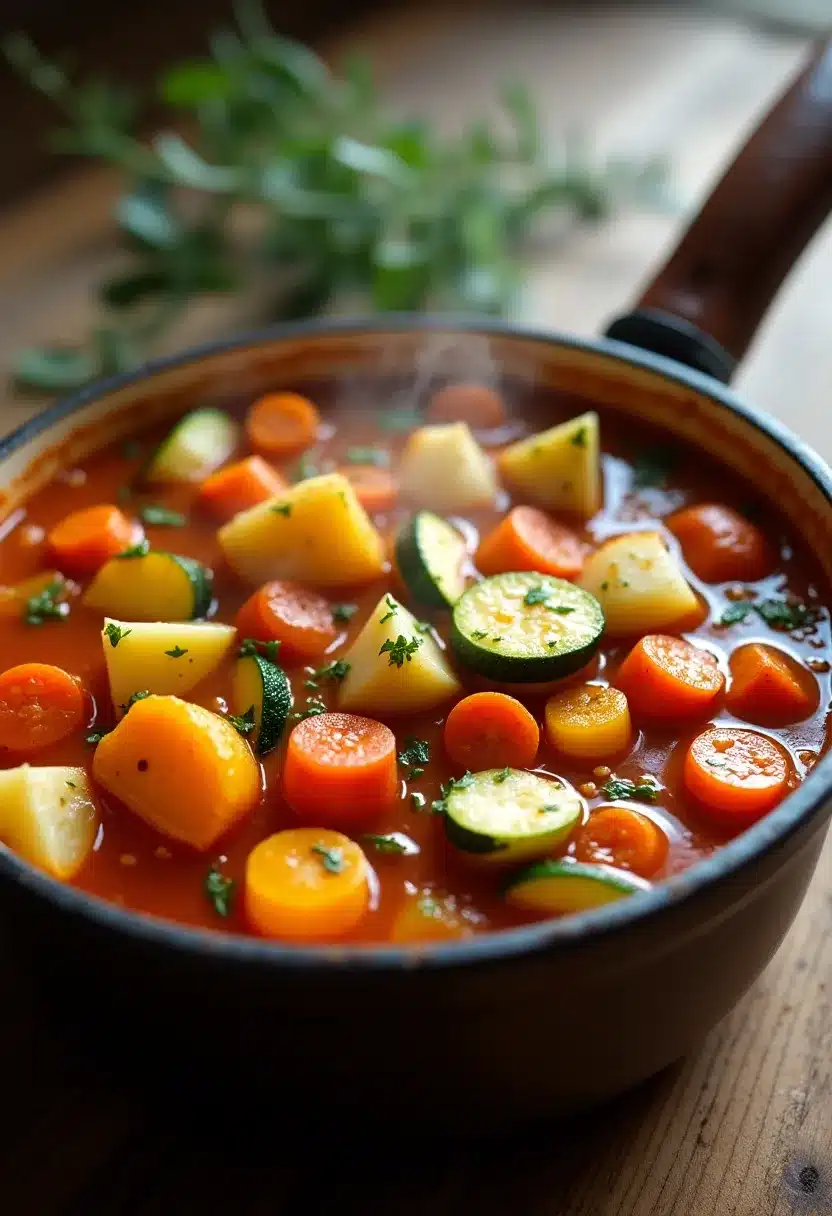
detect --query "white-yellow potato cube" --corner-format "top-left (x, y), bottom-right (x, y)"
top-left (398, 422), bottom-right (497, 513)
top-left (0, 765), bottom-right (98, 880)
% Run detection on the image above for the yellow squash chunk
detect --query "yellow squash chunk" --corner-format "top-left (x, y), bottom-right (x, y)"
top-left (0, 765), bottom-right (98, 880)
top-left (93, 695), bottom-right (260, 850)
top-left (579, 531), bottom-right (699, 636)
top-left (83, 551), bottom-right (210, 621)
top-left (218, 472), bottom-right (385, 588)
top-left (398, 422), bottom-right (497, 513)
top-left (102, 619), bottom-right (237, 718)
top-left (339, 594), bottom-right (461, 715)
top-left (545, 683), bottom-right (632, 761)
top-left (498, 411), bottom-right (600, 517)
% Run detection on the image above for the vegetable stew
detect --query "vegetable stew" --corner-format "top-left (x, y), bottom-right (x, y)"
top-left (0, 381), bottom-right (828, 944)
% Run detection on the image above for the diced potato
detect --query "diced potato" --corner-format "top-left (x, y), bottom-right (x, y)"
top-left (102, 619), bottom-right (237, 718)
top-left (0, 765), bottom-right (98, 880)
top-left (93, 695), bottom-right (260, 850)
top-left (498, 411), bottom-right (601, 518)
top-left (218, 472), bottom-right (385, 588)
top-left (339, 594), bottom-right (461, 715)
top-left (398, 422), bottom-right (497, 513)
top-left (579, 531), bottom-right (700, 636)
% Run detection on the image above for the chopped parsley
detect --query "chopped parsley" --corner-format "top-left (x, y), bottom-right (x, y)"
top-left (103, 622), bottom-right (132, 648)
top-left (24, 579), bottom-right (69, 626)
top-left (379, 595), bottom-right (398, 624)
top-left (85, 730), bottom-right (109, 746)
top-left (165, 645), bottom-right (188, 658)
top-left (120, 689), bottom-right (151, 712)
top-left (719, 601), bottom-right (752, 627)
top-left (755, 598), bottom-right (814, 632)
top-left (117, 539), bottom-right (151, 559)
top-left (65, 780), bottom-right (76, 789)
top-left (311, 843), bottom-right (348, 874)
top-left (432, 771), bottom-right (474, 814)
top-left (493, 767), bottom-right (512, 784)
top-left (309, 659), bottom-right (350, 684)
top-left (362, 834), bottom-right (407, 855)
top-left (524, 585), bottom-right (550, 606)
top-left (379, 634), bottom-right (422, 668)
top-left (140, 504), bottom-right (186, 527)
top-left (411, 792), bottom-right (427, 810)
top-left (331, 603), bottom-right (358, 623)
top-left (415, 621), bottom-right (432, 634)
top-left (471, 629), bottom-right (488, 640)
top-left (271, 502), bottom-right (292, 517)
top-left (346, 446), bottom-right (389, 466)
top-left (292, 696), bottom-right (328, 721)
top-left (600, 776), bottom-right (659, 804)
top-left (571, 426), bottom-right (587, 448)
top-left (399, 737), bottom-right (431, 769)
top-left (204, 864), bottom-right (235, 918)
top-left (227, 706), bottom-right (256, 736)
top-left (632, 446), bottom-right (679, 490)
top-left (238, 637), bottom-right (281, 661)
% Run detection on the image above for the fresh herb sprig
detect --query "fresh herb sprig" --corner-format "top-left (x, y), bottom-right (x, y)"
top-left (4, 5), bottom-right (664, 394)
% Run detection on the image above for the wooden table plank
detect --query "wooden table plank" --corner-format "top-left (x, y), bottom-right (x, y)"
top-left (0, 4), bottom-right (830, 1214)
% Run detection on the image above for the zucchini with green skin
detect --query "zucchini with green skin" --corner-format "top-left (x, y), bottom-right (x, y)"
top-left (451, 572), bottom-right (604, 683)
top-left (145, 409), bottom-right (240, 484)
top-left (444, 769), bottom-right (584, 864)
top-left (504, 859), bottom-right (650, 913)
top-left (83, 551), bottom-right (213, 621)
top-left (395, 511), bottom-right (467, 608)
top-left (232, 651), bottom-right (293, 755)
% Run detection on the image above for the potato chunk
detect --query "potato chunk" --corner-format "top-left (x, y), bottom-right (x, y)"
top-left (0, 765), bottom-right (98, 879)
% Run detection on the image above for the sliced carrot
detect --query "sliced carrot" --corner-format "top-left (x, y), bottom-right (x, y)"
top-left (0, 570), bottom-right (65, 620)
top-left (199, 455), bottom-right (287, 521)
top-left (245, 828), bottom-right (370, 940)
top-left (574, 806), bottom-right (668, 877)
top-left (245, 392), bottom-right (320, 458)
top-left (0, 662), bottom-right (85, 752)
top-left (727, 643), bottom-right (819, 726)
top-left (426, 383), bottom-right (507, 429)
top-left (235, 580), bottom-right (337, 663)
top-left (47, 504), bottom-right (138, 577)
top-left (666, 503), bottom-right (774, 584)
top-left (336, 465), bottom-right (399, 513)
top-left (443, 692), bottom-right (539, 771)
top-left (616, 634), bottom-right (724, 720)
top-left (475, 506), bottom-right (584, 579)
top-left (283, 712), bottom-right (398, 826)
top-left (683, 726), bottom-right (790, 828)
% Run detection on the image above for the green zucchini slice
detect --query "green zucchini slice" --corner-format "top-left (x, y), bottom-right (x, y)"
top-left (395, 511), bottom-right (468, 608)
top-left (451, 572), bottom-right (604, 682)
top-left (444, 769), bottom-right (583, 864)
top-left (146, 409), bottom-right (240, 484)
top-left (504, 859), bottom-right (650, 913)
top-left (232, 653), bottom-right (292, 755)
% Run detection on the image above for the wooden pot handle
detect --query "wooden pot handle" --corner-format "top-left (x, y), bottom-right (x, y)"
top-left (607, 38), bottom-right (832, 383)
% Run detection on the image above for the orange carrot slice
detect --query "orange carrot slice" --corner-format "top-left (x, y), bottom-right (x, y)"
top-left (475, 506), bottom-right (584, 579)
top-left (683, 726), bottom-right (790, 828)
top-left (574, 806), bottom-right (668, 877)
top-left (245, 392), bottom-right (320, 458)
top-left (283, 712), bottom-right (398, 826)
top-left (336, 465), bottom-right (398, 513)
top-left (48, 504), bottom-right (138, 577)
top-left (235, 580), bottom-right (337, 663)
top-left (425, 383), bottom-right (507, 429)
top-left (245, 828), bottom-right (370, 940)
top-left (727, 643), bottom-right (819, 725)
top-left (666, 503), bottom-right (773, 583)
top-left (0, 662), bottom-right (85, 752)
top-left (443, 692), bottom-right (539, 770)
top-left (616, 634), bottom-right (724, 719)
top-left (198, 455), bottom-right (287, 520)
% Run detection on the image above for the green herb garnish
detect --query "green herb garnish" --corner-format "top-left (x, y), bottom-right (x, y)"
top-left (719, 601), bottom-right (752, 627)
top-left (117, 539), bottom-right (151, 559)
top-left (85, 730), bottom-right (109, 746)
top-left (238, 637), bottom-right (280, 661)
top-left (165, 645), bottom-right (188, 658)
top-left (632, 446), bottom-right (679, 490)
top-left (204, 863), bottom-right (235, 918)
top-left (332, 603), bottom-right (358, 623)
top-left (271, 502), bottom-right (292, 518)
top-left (120, 689), bottom-right (151, 712)
top-left (24, 579), bottom-right (69, 626)
top-left (379, 595), bottom-right (398, 624)
top-left (431, 771), bottom-right (475, 814)
top-left (755, 598), bottom-right (814, 632)
top-left (524, 585), bottom-right (550, 606)
top-left (362, 834), bottom-right (407, 855)
top-left (379, 634), bottom-right (422, 667)
top-left (411, 792), bottom-right (427, 810)
top-left (292, 697), bottom-right (328, 721)
top-left (471, 629), bottom-right (488, 640)
top-left (104, 622), bottom-right (132, 648)
top-left (399, 738), bottom-right (431, 768)
top-left (227, 706), bottom-right (256, 736)
top-left (600, 776), bottom-right (660, 804)
top-left (571, 427), bottom-right (587, 448)
top-left (493, 767), bottom-right (512, 783)
top-left (140, 504), bottom-right (187, 527)
top-left (310, 659), bottom-right (350, 683)
top-left (311, 843), bottom-right (348, 874)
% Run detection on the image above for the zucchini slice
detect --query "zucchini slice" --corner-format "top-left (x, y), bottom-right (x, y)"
top-left (395, 511), bottom-right (467, 608)
top-left (444, 769), bottom-right (583, 864)
top-left (504, 859), bottom-right (650, 913)
top-left (451, 572), bottom-right (604, 683)
top-left (232, 653), bottom-right (292, 755)
top-left (83, 551), bottom-right (213, 621)
top-left (145, 409), bottom-right (240, 484)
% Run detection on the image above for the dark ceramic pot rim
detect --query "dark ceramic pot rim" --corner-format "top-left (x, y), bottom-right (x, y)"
top-left (2, 315), bottom-right (831, 972)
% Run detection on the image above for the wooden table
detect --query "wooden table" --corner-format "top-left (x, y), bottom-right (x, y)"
top-left (0, 4), bottom-right (830, 1213)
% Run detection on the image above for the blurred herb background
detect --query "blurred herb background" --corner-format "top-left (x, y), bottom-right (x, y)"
top-left (3, 1), bottom-right (665, 394)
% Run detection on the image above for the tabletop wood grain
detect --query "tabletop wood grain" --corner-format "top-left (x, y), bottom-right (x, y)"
top-left (0, 4), bottom-right (830, 1213)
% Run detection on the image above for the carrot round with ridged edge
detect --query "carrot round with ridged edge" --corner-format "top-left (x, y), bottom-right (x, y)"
top-left (283, 712), bottom-right (398, 826)
top-left (245, 392), bottom-right (320, 457)
top-left (47, 504), bottom-right (139, 577)
top-left (426, 383), bottom-right (507, 429)
top-left (726, 643), bottom-right (819, 726)
top-left (235, 580), bottom-right (337, 663)
top-left (666, 503), bottom-right (774, 583)
top-left (0, 662), bottom-right (85, 752)
top-left (616, 634), bottom-right (724, 720)
top-left (683, 726), bottom-right (791, 829)
top-left (574, 806), bottom-right (668, 877)
top-left (245, 828), bottom-right (370, 941)
top-left (443, 692), bottom-right (539, 771)
top-left (198, 455), bottom-right (287, 520)
top-left (337, 464), bottom-right (398, 513)
top-left (475, 506), bottom-right (584, 580)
